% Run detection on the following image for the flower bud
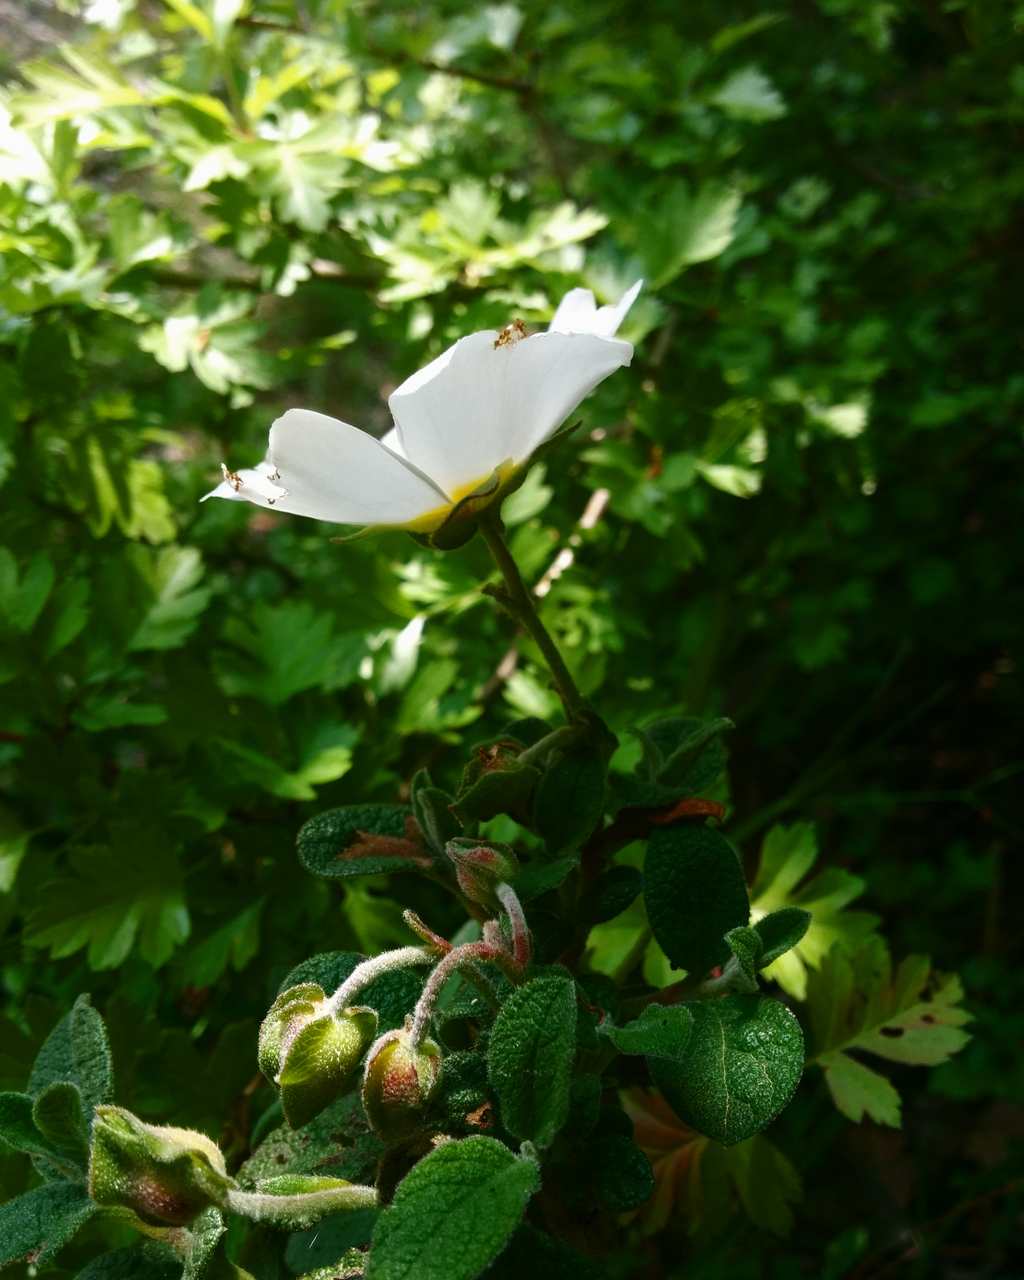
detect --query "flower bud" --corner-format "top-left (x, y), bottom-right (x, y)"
top-left (361, 1028), bottom-right (443, 1143)
top-left (88, 1105), bottom-right (231, 1227)
top-left (445, 838), bottom-right (519, 910)
top-left (259, 984), bottom-right (378, 1129)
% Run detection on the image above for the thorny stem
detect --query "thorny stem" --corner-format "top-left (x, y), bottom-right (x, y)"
top-left (479, 511), bottom-right (586, 719)
top-left (408, 941), bottom-right (501, 1047)
top-left (326, 946), bottom-right (432, 1015)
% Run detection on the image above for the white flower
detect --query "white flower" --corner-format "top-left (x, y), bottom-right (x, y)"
top-left (202, 280), bottom-right (642, 532)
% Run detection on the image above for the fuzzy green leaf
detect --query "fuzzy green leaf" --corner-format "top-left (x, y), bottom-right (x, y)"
top-left (531, 741), bottom-right (607, 854)
top-left (28, 994), bottom-right (113, 1111)
top-left (753, 908), bottom-right (812, 968)
top-left (487, 976), bottom-right (577, 1147)
top-left (651, 995), bottom-right (804, 1145)
top-left (0, 1181), bottom-right (96, 1268)
top-left (366, 1137), bottom-right (540, 1280)
top-left (601, 1004), bottom-right (694, 1060)
top-left (644, 824), bottom-right (749, 975)
top-left (297, 806), bottom-right (432, 879)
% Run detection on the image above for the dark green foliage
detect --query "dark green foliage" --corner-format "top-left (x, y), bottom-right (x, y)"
top-left (644, 825), bottom-right (750, 974)
top-left (297, 807), bottom-right (430, 879)
top-left (601, 1004), bottom-right (694, 1060)
top-left (487, 977), bottom-right (577, 1148)
top-left (0, 1181), bottom-right (96, 1268)
top-left (366, 1138), bottom-right (540, 1280)
top-left (651, 996), bottom-right (805, 1146)
top-left (0, 0), bottom-right (1005, 1272)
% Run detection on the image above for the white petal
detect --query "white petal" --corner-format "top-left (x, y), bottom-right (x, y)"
top-left (549, 279), bottom-right (643, 338)
top-left (203, 409), bottom-right (446, 526)
top-left (388, 330), bottom-right (632, 495)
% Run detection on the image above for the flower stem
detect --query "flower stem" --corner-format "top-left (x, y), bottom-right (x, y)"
top-left (408, 941), bottom-right (500, 1047)
top-left (478, 512), bottom-right (585, 719)
top-left (326, 946), bottom-right (432, 1015)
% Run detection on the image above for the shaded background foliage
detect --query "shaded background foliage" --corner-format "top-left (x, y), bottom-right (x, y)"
top-left (0, 0), bottom-right (1021, 1274)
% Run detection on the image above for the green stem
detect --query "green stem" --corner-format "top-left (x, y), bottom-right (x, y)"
top-left (479, 512), bottom-right (585, 719)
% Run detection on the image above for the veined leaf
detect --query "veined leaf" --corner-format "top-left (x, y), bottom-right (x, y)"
top-left (750, 823), bottom-right (880, 998)
top-left (806, 940), bottom-right (971, 1127)
top-left (366, 1137), bottom-right (540, 1280)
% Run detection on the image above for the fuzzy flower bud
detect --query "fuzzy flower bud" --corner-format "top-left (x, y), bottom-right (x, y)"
top-left (361, 1027), bottom-right (443, 1143)
top-left (445, 838), bottom-right (519, 910)
top-left (259, 983), bottom-right (378, 1129)
top-left (88, 1106), bottom-right (231, 1227)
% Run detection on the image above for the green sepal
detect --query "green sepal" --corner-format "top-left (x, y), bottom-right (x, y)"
top-left (88, 1105), bottom-right (232, 1227)
top-left (278, 1006), bottom-right (379, 1130)
top-left (445, 837), bottom-right (520, 908)
top-left (651, 995), bottom-right (804, 1146)
top-left (361, 1029), bottom-right (443, 1144)
top-left (644, 823), bottom-right (750, 975)
top-left (258, 982), bottom-right (325, 1081)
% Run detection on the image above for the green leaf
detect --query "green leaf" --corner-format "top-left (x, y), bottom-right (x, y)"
top-left (806, 940), bottom-right (971, 1127)
top-left (487, 976), bottom-right (577, 1148)
top-left (638, 183), bottom-right (741, 287)
top-left (0, 1091), bottom-right (81, 1175)
top-left (750, 823), bottom-right (880, 999)
top-left (297, 805), bottom-right (432, 879)
top-left (713, 1134), bottom-right (803, 1237)
top-left (0, 1181), bottom-right (96, 1268)
top-left (754, 908), bottom-right (812, 968)
top-left (644, 824), bottom-right (750, 975)
top-left (0, 550), bottom-right (55, 633)
top-left (217, 601), bottom-right (353, 705)
top-left (127, 546), bottom-right (211, 652)
top-left (73, 1244), bottom-right (181, 1278)
top-left (584, 864), bottom-right (644, 924)
top-left (32, 1081), bottom-right (89, 1162)
top-left (531, 740), bottom-right (607, 854)
top-left (28, 994), bottom-right (113, 1112)
top-left (651, 995), bottom-right (804, 1145)
top-left (410, 770), bottom-right (460, 856)
top-left (710, 66), bottom-right (787, 122)
top-left (366, 1137), bottom-right (540, 1280)
top-left (601, 1004), bottom-right (693, 1060)
top-left (26, 832), bottom-right (189, 970)
top-left (586, 1131), bottom-right (654, 1211)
